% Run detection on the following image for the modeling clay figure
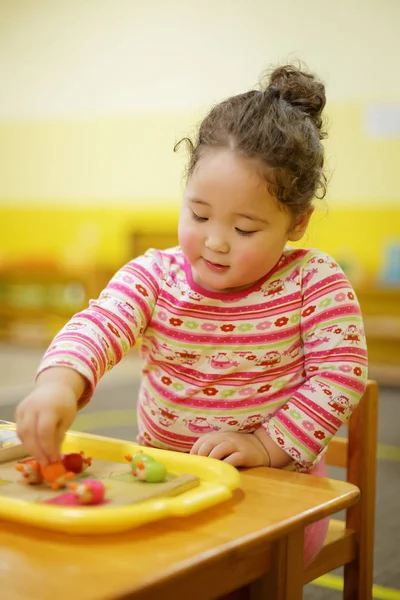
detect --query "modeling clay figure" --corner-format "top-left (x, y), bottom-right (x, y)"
top-left (134, 458), bottom-right (167, 482)
top-left (69, 479), bottom-right (106, 505)
top-left (16, 459), bottom-right (75, 490)
top-left (16, 459), bottom-right (43, 484)
top-left (62, 451), bottom-right (92, 473)
top-left (39, 461), bottom-right (75, 491)
top-left (125, 452), bottom-right (167, 482)
top-left (125, 451), bottom-right (154, 471)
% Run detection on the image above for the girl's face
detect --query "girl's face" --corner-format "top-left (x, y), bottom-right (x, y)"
top-left (178, 148), bottom-right (311, 293)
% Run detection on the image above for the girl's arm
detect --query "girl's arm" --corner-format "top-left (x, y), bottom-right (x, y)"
top-left (16, 250), bottom-right (164, 464)
top-left (35, 249), bottom-right (162, 408)
top-left (259, 252), bottom-right (368, 472)
top-left (36, 366), bottom-right (87, 397)
top-left (16, 367), bottom-right (87, 465)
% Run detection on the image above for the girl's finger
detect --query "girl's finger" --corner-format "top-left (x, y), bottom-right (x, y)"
top-left (36, 412), bottom-right (60, 464)
top-left (223, 452), bottom-right (245, 467)
top-left (190, 435), bottom-right (211, 455)
top-left (208, 441), bottom-right (235, 460)
top-left (18, 411), bottom-right (48, 465)
top-left (194, 440), bottom-right (220, 457)
top-left (53, 420), bottom-right (69, 460)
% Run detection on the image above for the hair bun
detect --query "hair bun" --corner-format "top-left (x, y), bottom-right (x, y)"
top-left (268, 64), bottom-right (326, 137)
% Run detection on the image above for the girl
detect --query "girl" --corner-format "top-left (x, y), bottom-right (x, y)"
top-left (15, 64), bottom-right (367, 564)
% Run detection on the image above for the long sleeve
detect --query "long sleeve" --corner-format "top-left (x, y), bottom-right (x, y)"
top-left (262, 251), bottom-right (368, 472)
top-left (36, 250), bottom-right (162, 408)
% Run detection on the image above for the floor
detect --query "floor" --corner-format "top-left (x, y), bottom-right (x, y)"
top-left (0, 343), bottom-right (399, 599)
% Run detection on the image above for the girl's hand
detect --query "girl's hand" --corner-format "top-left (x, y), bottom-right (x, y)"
top-left (15, 368), bottom-right (86, 466)
top-left (190, 431), bottom-right (271, 468)
top-left (16, 383), bottom-right (78, 466)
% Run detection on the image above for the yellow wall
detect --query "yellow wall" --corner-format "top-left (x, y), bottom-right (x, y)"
top-left (1, 103), bottom-right (400, 203)
top-left (1, 204), bottom-right (398, 281)
top-left (0, 114), bottom-right (191, 201)
top-left (0, 204), bottom-right (179, 268)
top-left (1, 102), bottom-right (400, 280)
top-left (1, 2), bottom-right (399, 281)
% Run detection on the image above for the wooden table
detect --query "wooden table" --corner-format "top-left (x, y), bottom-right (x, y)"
top-left (0, 466), bottom-right (359, 600)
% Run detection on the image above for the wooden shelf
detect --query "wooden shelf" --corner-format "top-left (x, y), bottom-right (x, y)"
top-left (0, 264), bottom-right (113, 346)
top-left (363, 316), bottom-right (400, 340)
top-left (367, 364), bottom-right (400, 388)
top-left (355, 285), bottom-right (400, 386)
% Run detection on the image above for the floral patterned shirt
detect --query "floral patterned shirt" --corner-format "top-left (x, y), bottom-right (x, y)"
top-left (38, 246), bottom-right (368, 471)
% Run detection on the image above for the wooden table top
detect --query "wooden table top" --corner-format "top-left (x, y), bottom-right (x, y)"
top-left (0, 466), bottom-right (359, 600)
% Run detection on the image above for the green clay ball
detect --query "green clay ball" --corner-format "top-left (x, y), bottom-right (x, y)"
top-left (144, 462), bottom-right (167, 483)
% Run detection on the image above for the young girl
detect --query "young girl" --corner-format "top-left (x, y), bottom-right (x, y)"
top-left (15, 64), bottom-right (367, 564)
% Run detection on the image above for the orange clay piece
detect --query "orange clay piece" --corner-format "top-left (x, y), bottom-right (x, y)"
top-left (16, 459), bottom-right (75, 490)
top-left (41, 462), bottom-right (74, 490)
top-left (124, 450), bottom-right (145, 463)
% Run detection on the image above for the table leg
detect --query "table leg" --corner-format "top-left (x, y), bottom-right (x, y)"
top-left (248, 528), bottom-right (305, 600)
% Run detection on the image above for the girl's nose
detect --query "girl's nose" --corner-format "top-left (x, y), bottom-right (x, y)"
top-left (205, 236), bottom-right (229, 254)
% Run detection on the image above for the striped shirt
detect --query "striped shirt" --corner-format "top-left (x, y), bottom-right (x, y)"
top-left (38, 246), bottom-right (368, 471)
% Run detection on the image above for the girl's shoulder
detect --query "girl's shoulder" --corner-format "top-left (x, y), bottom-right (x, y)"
top-left (277, 247), bottom-right (348, 289)
top-left (281, 247), bottom-right (342, 271)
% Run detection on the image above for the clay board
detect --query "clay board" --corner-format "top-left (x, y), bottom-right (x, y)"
top-left (0, 456), bottom-right (200, 508)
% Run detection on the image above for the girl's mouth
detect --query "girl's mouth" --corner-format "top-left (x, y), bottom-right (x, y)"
top-left (203, 258), bottom-right (229, 272)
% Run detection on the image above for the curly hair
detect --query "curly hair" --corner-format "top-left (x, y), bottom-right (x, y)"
top-left (175, 64), bottom-right (327, 218)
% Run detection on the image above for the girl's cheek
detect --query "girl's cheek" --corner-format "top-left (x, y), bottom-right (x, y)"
top-left (178, 224), bottom-right (196, 254)
top-left (238, 248), bottom-right (259, 265)
top-left (236, 247), bottom-right (268, 276)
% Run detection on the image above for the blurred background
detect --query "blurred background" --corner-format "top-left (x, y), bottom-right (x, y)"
top-left (0, 0), bottom-right (399, 383)
top-left (0, 1), bottom-right (399, 598)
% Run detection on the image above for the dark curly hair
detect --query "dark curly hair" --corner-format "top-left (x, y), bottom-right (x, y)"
top-left (175, 64), bottom-right (327, 218)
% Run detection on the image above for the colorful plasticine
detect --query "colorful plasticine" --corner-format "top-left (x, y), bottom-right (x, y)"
top-left (125, 452), bottom-right (167, 482)
top-left (16, 459), bottom-right (75, 490)
top-left (16, 450), bottom-right (92, 490)
top-left (69, 480), bottom-right (106, 505)
top-left (62, 451), bottom-right (92, 474)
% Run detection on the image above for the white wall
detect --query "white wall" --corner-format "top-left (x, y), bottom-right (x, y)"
top-left (0, 0), bottom-right (399, 119)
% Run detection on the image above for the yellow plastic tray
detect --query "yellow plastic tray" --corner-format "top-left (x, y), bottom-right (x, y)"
top-left (0, 424), bottom-right (241, 535)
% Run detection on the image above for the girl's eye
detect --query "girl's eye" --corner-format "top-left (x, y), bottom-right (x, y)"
top-left (236, 228), bottom-right (256, 236)
top-left (192, 211), bottom-right (208, 222)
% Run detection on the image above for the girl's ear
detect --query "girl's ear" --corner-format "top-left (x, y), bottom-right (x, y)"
top-left (287, 207), bottom-right (314, 242)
